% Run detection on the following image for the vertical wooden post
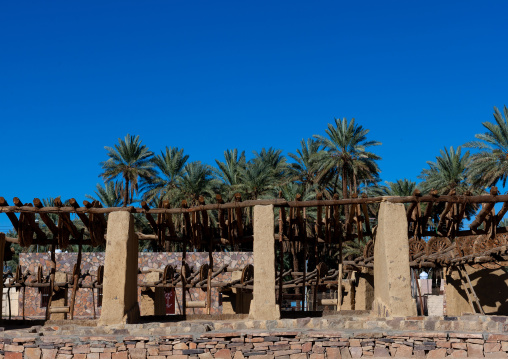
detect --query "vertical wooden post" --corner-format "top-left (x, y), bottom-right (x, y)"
top-left (0, 233), bottom-right (5, 320)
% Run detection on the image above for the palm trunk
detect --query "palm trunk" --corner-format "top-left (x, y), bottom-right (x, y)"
top-left (124, 177), bottom-right (129, 207)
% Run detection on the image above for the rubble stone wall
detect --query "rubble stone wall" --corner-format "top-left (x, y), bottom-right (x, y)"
top-left (16, 252), bottom-right (253, 319)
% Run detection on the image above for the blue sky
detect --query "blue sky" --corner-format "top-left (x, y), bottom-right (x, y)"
top-left (1, 1), bottom-right (507, 230)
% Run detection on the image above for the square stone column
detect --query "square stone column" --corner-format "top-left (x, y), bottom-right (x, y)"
top-left (249, 205), bottom-right (280, 320)
top-left (373, 201), bottom-right (416, 317)
top-left (98, 211), bottom-right (140, 325)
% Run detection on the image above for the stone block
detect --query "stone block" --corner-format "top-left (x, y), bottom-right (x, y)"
top-left (24, 348), bottom-right (41, 359)
top-left (339, 349), bottom-right (350, 359)
top-left (325, 348), bottom-right (340, 359)
top-left (4, 345), bottom-right (23, 353)
top-left (111, 353), bottom-right (128, 359)
top-left (86, 354), bottom-right (100, 359)
top-left (215, 349), bottom-right (232, 359)
top-left (42, 350), bottom-right (58, 359)
top-left (128, 349), bottom-right (146, 359)
top-left (485, 353), bottom-right (507, 358)
top-left (349, 347), bottom-right (362, 359)
top-left (5, 353), bottom-right (21, 359)
top-left (467, 343), bottom-right (483, 357)
top-left (485, 343), bottom-right (502, 352)
top-left (394, 344), bottom-right (412, 357)
top-left (233, 353), bottom-right (245, 359)
top-left (309, 355), bottom-right (324, 359)
top-left (449, 350), bottom-right (467, 358)
top-left (99, 353), bottom-right (111, 359)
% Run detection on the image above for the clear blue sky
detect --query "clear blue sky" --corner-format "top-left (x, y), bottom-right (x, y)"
top-left (1, 1), bottom-right (507, 230)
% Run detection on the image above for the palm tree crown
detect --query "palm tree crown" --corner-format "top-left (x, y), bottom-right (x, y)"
top-left (100, 134), bottom-right (155, 206)
top-left (314, 118), bottom-right (381, 199)
top-left (465, 106), bottom-right (508, 188)
top-left (418, 146), bottom-right (471, 195)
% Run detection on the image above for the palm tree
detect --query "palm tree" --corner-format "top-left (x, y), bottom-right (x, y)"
top-left (214, 149), bottom-right (246, 200)
top-left (314, 118), bottom-right (381, 200)
top-left (384, 179), bottom-right (417, 197)
top-left (465, 106), bottom-right (508, 188)
top-left (179, 161), bottom-right (221, 205)
top-left (100, 134), bottom-right (155, 206)
top-left (288, 139), bottom-right (326, 192)
top-left (86, 181), bottom-right (124, 207)
top-left (418, 146), bottom-right (472, 195)
top-left (240, 148), bottom-right (289, 200)
top-left (142, 147), bottom-right (189, 204)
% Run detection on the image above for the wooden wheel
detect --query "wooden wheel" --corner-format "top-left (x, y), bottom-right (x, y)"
top-left (363, 239), bottom-right (374, 259)
top-left (409, 239), bottom-right (426, 259)
top-left (426, 237), bottom-right (451, 255)
top-left (241, 264), bottom-right (254, 285)
top-left (316, 262), bottom-right (328, 278)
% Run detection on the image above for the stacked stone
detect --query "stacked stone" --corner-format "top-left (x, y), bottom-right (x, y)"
top-left (3, 331), bottom-right (508, 358)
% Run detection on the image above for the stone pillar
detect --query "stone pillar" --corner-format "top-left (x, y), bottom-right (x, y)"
top-left (0, 233), bottom-right (4, 319)
top-left (249, 205), bottom-right (280, 320)
top-left (373, 202), bottom-right (416, 317)
top-left (98, 211), bottom-right (140, 325)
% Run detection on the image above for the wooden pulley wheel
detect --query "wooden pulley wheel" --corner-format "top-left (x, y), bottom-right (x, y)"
top-left (426, 237), bottom-right (451, 255)
top-left (163, 265), bottom-right (174, 285)
top-left (97, 265), bottom-right (104, 285)
top-left (37, 265), bottom-right (43, 283)
top-left (363, 239), bottom-right (374, 259)
top-left (408, 239), bottom-right (426, 259)
top-left (199, 263), bottom-right (210, 282)
top-left (241, 264), bottom-right (254, 285)
top-left (316, 262), bottom-right (328, 279)
top-left (181, 263), bottom-right (191, 279)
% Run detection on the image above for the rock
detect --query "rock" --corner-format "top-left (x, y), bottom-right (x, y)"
top-left (485, 343), bottom-right (501, 352)
top-left (24, 348), bottom-right (41, 359)
top-left (373, 347), bottom-right (390, 358)
top-left (215, 349), bottom-right (232, 359)
top-left (426, 348), bottom-right (447, 359)
top-left (394, 344), bottom-right (412, 357)
top-left (467, 343), bottom-right (483, 357)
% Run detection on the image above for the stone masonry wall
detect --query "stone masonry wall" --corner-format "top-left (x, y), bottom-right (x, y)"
top-left (3, 315), bottom-right (508, 358)
top-left (17, 252), bottom-right (253, 319)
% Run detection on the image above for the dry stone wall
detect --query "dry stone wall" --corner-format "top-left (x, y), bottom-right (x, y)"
top-left (2, 315), bottom-right (508, 358)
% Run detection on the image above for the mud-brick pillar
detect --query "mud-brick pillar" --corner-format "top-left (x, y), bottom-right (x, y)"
top-left (373, 201), bottom-right (416, 317)
top-left (0, 233), bottom-right (4, 319)
top-left (98, 211), bottom-right (140, 325)
top-left (249, 205), bottom-right (280, 320)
